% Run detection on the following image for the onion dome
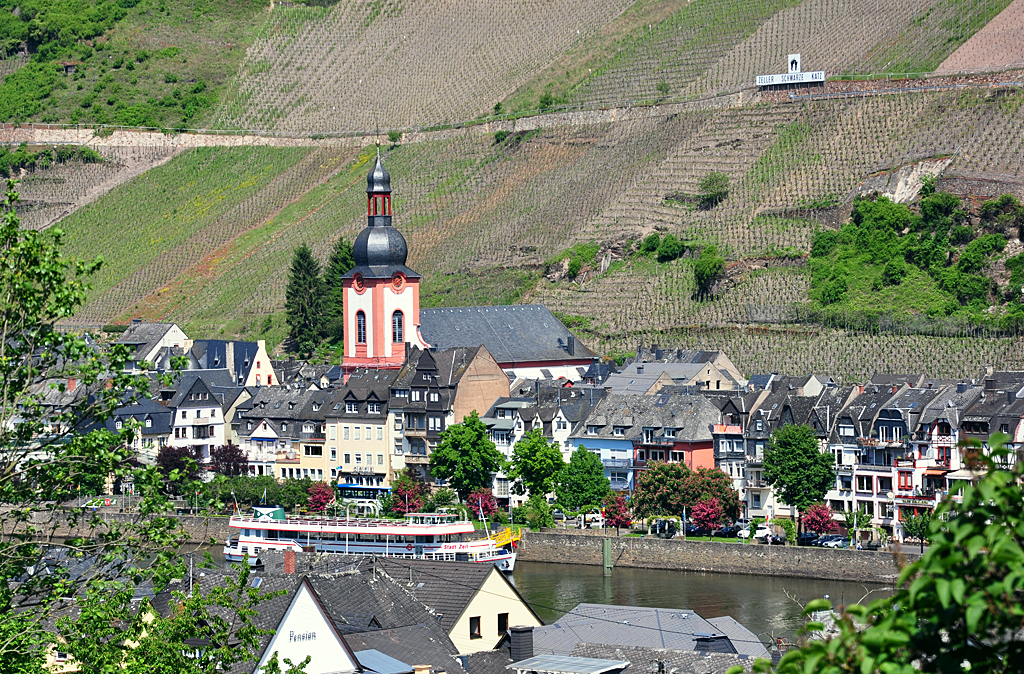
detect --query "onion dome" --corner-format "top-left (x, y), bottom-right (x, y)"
top-left (366, 152), bottom-right (392, 194)
top-left (353, 222), bottom-right (408, 268)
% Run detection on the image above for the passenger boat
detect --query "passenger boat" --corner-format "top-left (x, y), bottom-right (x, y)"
top-left (223, 507), bottom-right (518, 571)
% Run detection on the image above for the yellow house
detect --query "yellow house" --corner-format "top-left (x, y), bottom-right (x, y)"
top-left (325, 369), bottom-right (400, 486)
top-left (373, 556), bottom-right (542, 654)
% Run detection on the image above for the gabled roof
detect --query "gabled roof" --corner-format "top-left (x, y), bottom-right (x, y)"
top-left (115, 322), bottom-right (181, 357)
top-left (419, 306), bottom-right (597, 365)
top-left (345, 625), bottom-right (466, 674)
top-left (571, 644), bottom-right (760, 674)
top-left (572, 393), bottom-right (721, 443)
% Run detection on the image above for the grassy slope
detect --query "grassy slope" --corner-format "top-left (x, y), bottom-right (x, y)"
top-left (0, 0), bottom-right (267, 127)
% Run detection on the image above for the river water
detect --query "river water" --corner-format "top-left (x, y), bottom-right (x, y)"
top-left (510, 561), bottom-right (893, 640)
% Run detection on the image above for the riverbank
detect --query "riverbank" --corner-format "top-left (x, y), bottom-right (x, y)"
top-left (518, 530), bottom-right (916, 583)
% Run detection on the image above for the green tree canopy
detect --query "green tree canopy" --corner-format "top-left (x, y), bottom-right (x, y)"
top-left (285, 243), bottom-right (325, 355)
top-left (698, 171), bottom-right (730, 208)
top-left (429, 411), bottom-right (503, 500)
top-left (554, 447), bottom-right (610, 511)
top-left (507, 429), bottom-right (565, 497)
top-left (900, 508), bottom-right (934, 553)
top-left (693, 245), bottom-right (725, 299)
top-left (630, 462), bottom-right (740, 521)
top-left (323, 236), bottom-right (355, 342)
top-left (762, 424), bottom-right (835, 518)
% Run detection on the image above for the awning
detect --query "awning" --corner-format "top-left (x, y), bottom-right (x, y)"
top-left (923, 469), bottom-right (949, 476)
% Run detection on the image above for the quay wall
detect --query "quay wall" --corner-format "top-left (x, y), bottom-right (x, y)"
top-left (39, 510), bottom-right (232, 545)
top-left (517, 530), bottom-right (915, 584)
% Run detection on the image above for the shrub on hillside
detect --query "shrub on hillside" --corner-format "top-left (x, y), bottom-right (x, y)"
top-left (698, 171), bottom-right (729, 208)
top-left (640, 233), bottom-right (660, 254)
top-left (656, 233), bottom-right (685, 263)
top-left (693, 245), bottom-right (725, 299)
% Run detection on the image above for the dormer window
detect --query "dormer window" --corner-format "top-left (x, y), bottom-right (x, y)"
top-left (587, 425), bottom-right (599, 436)
top-left (613, 426), bottom-right (625, 437)
top-left (411, 390), bottom-right (421, 402)
top-left (247, 421), bottom-right (253, 431)
top-left (664, 428), bottom-right (675, 438)
top-left (756, 420), bottom-right (764, 431)
top-left (429, 392), bottom-right (439, 402)
top-left (643, 428), bottom-right (656, 443)
top-left (346, 402), bottom-right (358, 414)
top-left (115, 420), bottom-right (123, 430)
top-left (394, 389), bottom-right (409, 398)
top-left (497, 409), bottom-right (506, 419)
top-left (145, 418), bottom-right (152, 428)
top-left (281, 423), bottom-right (288, 432)
top-left (368, 403), bottom-right (381, 414)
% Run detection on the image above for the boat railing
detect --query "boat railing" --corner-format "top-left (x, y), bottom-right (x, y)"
top-left (230, 514), bottom-right (471, 527)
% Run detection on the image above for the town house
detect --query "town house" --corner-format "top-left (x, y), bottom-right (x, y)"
top-left (326, 369), bottom-right (398, 486)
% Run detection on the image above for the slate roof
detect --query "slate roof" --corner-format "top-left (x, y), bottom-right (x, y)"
top-left (345, 624), bottom-right (467, 674)
top-left (463, 648), bottom-right (514, 674)
top-left (506, 655), bottom-right (629, 674)
top-left (602, 372), bottom-right (674, 395)
top-left (572, 393), bottom-right (721, 444)
top-left (570, 644), bottom-right (756, 674)
top-left (107, 397), bottom-right (174, 436)
top-left (190, 340), bottom-right (262, 384)
top-left (418, 306), bottom-right (597, 365)
top-left (115, 322), bottom-right (181, 359)
top-left (704, 616), bottom-right (770, 659)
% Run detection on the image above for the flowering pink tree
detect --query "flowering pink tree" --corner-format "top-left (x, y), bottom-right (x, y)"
top-left (803, 503), bottom-right (837, 535)
top-left (691, 497), bottom-right (724, 534)
top-left (390, 470), bottom-right (426, 514)
top-left (604, 493), bottom-right (631, 528)
top-left (467, 488), bottom-right (498, 519)
top-left (307, 482), bottom-right (334, 513)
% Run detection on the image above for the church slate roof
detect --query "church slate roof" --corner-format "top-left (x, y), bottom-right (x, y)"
top-left (418, 305), bottom-right (597, 365)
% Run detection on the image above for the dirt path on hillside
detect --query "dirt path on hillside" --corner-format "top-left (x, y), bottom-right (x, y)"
top-left (937, 0), bottom-right (1024, 73)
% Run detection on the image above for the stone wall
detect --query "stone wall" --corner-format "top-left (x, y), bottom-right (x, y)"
top-left (41, 510), bottom-right (232, 545)
top-left (518, 531), bottom-right (915, 583)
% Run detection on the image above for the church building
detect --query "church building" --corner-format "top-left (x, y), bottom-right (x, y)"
top-left (342, 152), bottom-right (597, 380)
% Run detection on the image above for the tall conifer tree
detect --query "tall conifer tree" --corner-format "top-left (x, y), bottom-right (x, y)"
top-left (285, 243), bottom-right (324, 355)
top-left (323, 236), bottom-right (355, 341)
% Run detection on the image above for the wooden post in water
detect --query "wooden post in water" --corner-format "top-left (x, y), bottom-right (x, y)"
top-left (602, 538), bottom-right (612, 577)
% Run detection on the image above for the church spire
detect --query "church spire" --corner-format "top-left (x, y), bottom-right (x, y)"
top-left (366, 146), bottom-right (393, 227)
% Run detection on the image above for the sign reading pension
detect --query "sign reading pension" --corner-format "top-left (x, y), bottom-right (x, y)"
top-left (756, 71), bottom-right (825, 86)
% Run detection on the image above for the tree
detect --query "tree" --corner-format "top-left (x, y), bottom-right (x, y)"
top-left (656, 233), bottom-right (685, 263)
top-left (630, 462), bottom-right (740, 521)
top-left (466, 487), bottom-right (498, 519)
top-left (389, 468), bottom-right (428, 514)
top-left (156, 444), bottom-right (202, 487)
top-left (693, 245), bottom-right (725, 299)
top-left (0, 180), bottom-right (192, 666)
top-left (554, 447), bottom-right (610, 511)
top-left (507, 429), bottom-right (565, 497)
top-left (752, 438), bottom-right (1024, 674)
top-left (900, 508), bottom-right (933, 553)
top-left (690, 497), bottom-right (724, 534)
top-left (762, 424), bottom-right (835, 532)
top-left (307, 482), bottom-right (334, 513)
top-left (842, 509), bottom-right (873, 547)
top-left (429, 411), bottom-right (503, 500)
top-left (515, 495), bottom-right (554, 530)
top-left (323, 236), bottom-right (354, 342)
top-left (284, 244), bottom-right (325, 355)
top-left (802, 503), bottom-right (836, 535)
top-left (698, 171), bottom-right (729, 208)
top-left (210, 443), bottom-right (247, 476)
top-left (604, 492), bottom-right (631, 529)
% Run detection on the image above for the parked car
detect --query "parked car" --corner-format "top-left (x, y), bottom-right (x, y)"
top-left (552, 510), bottom-right (567, 522)
top-left (713, 525), bottom-right (740, 538)
top-left (650, 519), bottom-right (678, 539)
top-left (796, 532), bottom-right (819, 546)
top-left (739, 525), bottom-right (771, 540)
top-left (815, 534), bottom-right (844, 547)
top-left (734, 518), bottom-right (751, 530)
top-left (686, 524), bottom-right (709, 537)
top-left (821, 536), bottom-right (847, 549)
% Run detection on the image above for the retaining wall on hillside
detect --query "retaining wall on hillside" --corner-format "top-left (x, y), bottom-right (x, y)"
top-left (39, 510), bottom-right (232, 545)
top-left (518, 531), bottom-right (914, 584)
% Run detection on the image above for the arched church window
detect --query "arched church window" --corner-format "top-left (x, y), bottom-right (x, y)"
top-left (392, 311), bottom-right (404, 343)
top-left (357, 311), bottom-right (367, 344)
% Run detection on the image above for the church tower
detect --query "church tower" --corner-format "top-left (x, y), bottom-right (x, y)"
top-left (342, 150), bottom-right (429, 371)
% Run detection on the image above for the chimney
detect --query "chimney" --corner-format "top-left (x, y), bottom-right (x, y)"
top-left (858, 385), bottom-right (864, 395)
top-left (1009, 390), bottom-right (1015, 404)
top-left (284, 549), bottom-right (296, 574)
top-left (413, 666), bottom-right (431, 674)
top-left (957, 383), bottom-right (968, 394)
top-left (225, 341), bottom-right (235, 376)
top-left (509, 626), bottom-right (534, 662)
top-left (567, 335), bottom-right (575, 356)
top-left (636, 365), bottom-right (644, 375)
top-left (985, 379), bottom-right (997, 390)
top-left (67, 378), bottom-right (77, 393)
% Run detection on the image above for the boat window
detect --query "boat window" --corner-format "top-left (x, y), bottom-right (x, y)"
top-left (358, 534), bottom-right (376, 542)
top-left (266, 531), bottom-right (278, 540)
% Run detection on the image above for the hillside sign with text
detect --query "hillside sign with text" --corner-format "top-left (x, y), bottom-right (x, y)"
top-left (756, 53), bottom-right (824, 86)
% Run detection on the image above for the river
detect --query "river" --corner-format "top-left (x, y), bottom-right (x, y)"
top-left (510, 561), bottom-right (893, 640)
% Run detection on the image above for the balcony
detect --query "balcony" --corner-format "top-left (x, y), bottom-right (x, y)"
top-left (404, 454), bottom-right (430, 464)
top-left (301, 432), bottom-right (325, 442)
top-left (931, 435), bottom-right (956, 445)
top-left (745, 479), bottom-right (769, 488)
top-left (895, 458), bottom-right (916, 468)
top-left (856, 463), bottom-right (893, 472)
top-left (602, 458), bottom-right (633, 469)
top-left (345, 465), bottom-right (383, 475)
top-left (276, 453), bottom-right (300, 465)
top-left (610, 478), bottom-right (630, 491)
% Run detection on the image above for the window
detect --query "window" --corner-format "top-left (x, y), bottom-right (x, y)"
top-left (411, 390), bottom-right (421, 402)
top-left (428, 417), bottom-right (442, 431)
top-left (877, 476), bottom-right (892, 493)
top-left (752, 493), bottom-right (761, 508)
top-left (856, 475), bottom-right (873, 492)
top-left (377, 426), bottom-right (383, 440)
top-left (395, 389), bottom-right (409, 398)
top-left (368, 402), bottom-right (381, 414)
top-left (355, 453), bottom-right (362, 464)
top-left (281, 423), bottom-right (287, 432)
top-left (346, 402), bottom-right (359, 414)
top-left (303, 424), bottom-right (314, 433)
top-left (664, 427), bottom-right (675, 438)
top-left (181, 411), bottom-right (187, 419)
top-left (755, 420), bottom-right (764, 431)
top-left (613, 426), bottom-right (624, 437)
top-left (365, 426), bottom-right (372, 440)
top-left (304, 445), bottom-right (322, 457)
top-left (469, 616), bottom-right (482, 639)
top-left (344, 453), bottom-right (351, 464)
top-left (642, 428), bottom-right (656, 443)
top-left (115, 420), bottom-right (123, 430)
top-left (343, 426), bottom-right (350, 440)
top-left (429, 392), bottom-right (440, 402)
top-left (354, 427), bottom-right (361, 440)
top-left (556, 420), bottom-right (567, 430)
top-left (268, 376), bottom-right (272, 385)
top-left (498, 613), bottom-right (509, 636)
top-left (257, 361), bottom-right (261, 369)
top-left (898, 471), bottom-right (913, 490)
top-left (392, 311), bottom-right (404, 343)
top-left (356, 311), bottom-right (367, 344)
top-left (394, 417), bottom-right (403, 430)
top-left (331, 449), bottom-right (337, 460)
top-left (378, 454), bottom-right (384, 465)
top-left (587, 425), bottom-right (599, 436)
top-left (329, 426), bottom-right (336, 440)
top-left (859, 501), bottom-right (874, 516)
top-left (839, 475), bottom-right (852, 491)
